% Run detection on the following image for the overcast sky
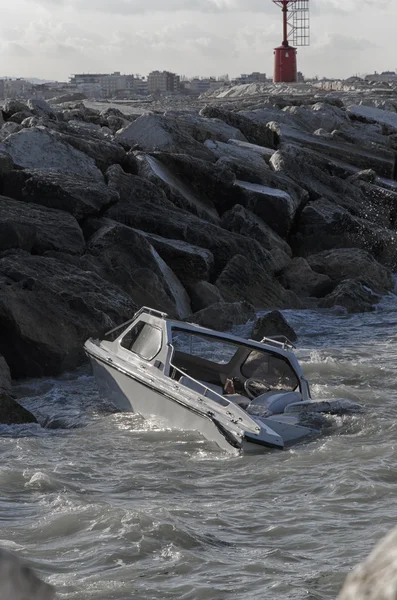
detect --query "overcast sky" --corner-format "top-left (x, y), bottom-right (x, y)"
top-left (1, 0), bottom-right (395, 81)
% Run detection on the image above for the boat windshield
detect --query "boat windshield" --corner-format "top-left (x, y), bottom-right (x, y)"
top-left (172, 330), bottom-right (239, 364)
top-left (241, 350), bottom-right (299, 391)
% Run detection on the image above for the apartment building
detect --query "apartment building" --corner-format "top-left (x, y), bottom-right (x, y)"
top-left (147, 71), bottom-right (180, 94)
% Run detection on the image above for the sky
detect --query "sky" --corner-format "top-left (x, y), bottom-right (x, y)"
top-left (1, 0), bottom-right (396, 81)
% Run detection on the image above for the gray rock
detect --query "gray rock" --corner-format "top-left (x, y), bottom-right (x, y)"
top-left (188, 301), bottom-right (256, 331)
top-left (204, 139), bottom-right (270, 184)
top-left (116, 114), bottom-right (216, 162)
top-left (0, 128), bottom-right (103, 180)
top-left (176, 112), bottom-right (247, 143)
top-left (144, 151), bottom-right (235, 216)
top-left (200, 106), bottom-right (279, 148)
top-left (187, 281), bottom-right (224, 312)
top-left (0, 547), bottom-right (55, 599)
top-left (0, 394), bottom-right (38, 425)
top-left (105, 165), bottom-right (269, 275)
top-left (0, 195), bottom-right (85, 255)
top-left (87, 222), bottom-right (191, 319)
top-left (318, 279), bottom-right (380, 313)
top-left (307, 248), bottom-right (394, 295)
top-left (7, 111), bottom-right (33, 124)
top-left (292, 198), bottom-right (397, 269)
top-left (135, 153), bottom-right (220, 223)
top-left (338, 526), bottom-right (397, 600)
top-left (0, 122), bottom-right (22, 139)
top-left (234, 180), bottom-right (299, 238)
top-left (0, 355), bottom-right (11, 395)
top-left (2, 99), bottom-right (29, 120)
top-left (279, 257), bottom-right (333, 298)
top-left (251, 310), bottom-right (297, 343)
top-left (27, 98), bottom-right (57, 119)
top-left (4, 169), bottom-right (119, 221)
top-left (138, 231), bottom-right (214, 284)
top-left (0, 251), bottom-right (136, 378)
top-left (215, 254), bottom-right (302, 309)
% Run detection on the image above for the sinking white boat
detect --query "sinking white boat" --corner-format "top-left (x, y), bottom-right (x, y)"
top-left (84, 307), bottom-right (329, 453)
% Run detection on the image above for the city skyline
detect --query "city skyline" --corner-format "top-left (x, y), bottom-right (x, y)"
top-left (1, 0), bottom-right (396, 81)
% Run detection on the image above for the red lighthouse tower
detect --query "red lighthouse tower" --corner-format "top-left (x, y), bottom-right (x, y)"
top-left (272, 0), bottom-right (310, 83)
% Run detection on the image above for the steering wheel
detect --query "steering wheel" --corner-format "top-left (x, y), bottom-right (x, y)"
top-left (244, 378), bottom-right (271, 400)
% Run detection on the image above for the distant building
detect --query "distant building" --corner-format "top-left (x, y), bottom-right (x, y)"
top-left (0, 80), bottom-right (5, 100)
top-left (365, 71), bottom-right (397, 83)
top-left (232, 72), bottom-right (268, 85)
top-left (4, 78), bottom-right (33, 98)
top-left (70, 72), bottom-right (139, 98)
top-left (147, 70), bottom-right (180, 94)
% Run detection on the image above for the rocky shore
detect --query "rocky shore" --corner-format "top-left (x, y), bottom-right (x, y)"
top-left (1, 84), bottom-right (397, 422)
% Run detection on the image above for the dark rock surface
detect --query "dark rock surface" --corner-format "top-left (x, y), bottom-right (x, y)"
top-left (251, 310), bottom-right (298, 343)
top-left (188, 301), bottom-right (255, 331)
top-left (318, 279), bottom-right (380, 313)
top-left (187, 281), bottom-right (224, 312)
top-left (279, 257), bottom-right (333, 298)
top-left (0, 394), bottom-right (38, 425)
top-left (0, 355), bottom-right (11, 395)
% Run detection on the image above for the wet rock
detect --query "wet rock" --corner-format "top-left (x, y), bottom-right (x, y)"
top-left (0, 355), bottom-right (11, 395)
top-left (105, 165), bottom-right (268, 274)
top-left (49, 91), bottom-right (86, 104)
top-left (0, 394), bottom-right (38, 425)
top-left (135, 153), bottom-right (220, 223)
top-left (227, 139), bottom-right (275, 162)
top-left (318, 279), bottom-right (380, 313)
top-left (338, 526), bottom-right (397, 600)
top-left (279, 257), bottom-right (333, 298)
top-left (0, 128), bottom-right (103, 180)
top-left (0, 195), bottom-right (85, 255)
top-left (215, 254), bottom-right (302, 309)
top-left (204, 139), bottom-right (269, 184)
top-left (187, 281), bottom-right (224, 312)
top-left (347, 169), bottom-right (377, 184)
top-left (292, 198), bottom-right (397, 269)
top-left (2, 99), bottom-right (29, 120)
top-left (347, 104), bottom-right (397, 130)
top-left (221, 204), bottom-right (292, 273)
top-left (251, 310), bottom-right (297, 343)
top-left (4, 169), bottom-right (119, 221)
top-left (0, 251), bottom-right (136, 378)
top-left (0, 122), bottom-right (22, 140)
top-left (234, 180), bottom-right (299, 238)
top-left (200, 105), bottom-right (279, 148)
top-left (307, 248), bottom-right (394, 295)
top-left (282, 102), bottom-right (350, 133)
top-left (0, 547), bottom-right (55, 599)
top-left (115, 114), bottom-right (216, 162)
top-left (138, 231), bottom-right (214, 283)
top-left (87, 222), bottom-right (191, 319)
top-left (188, 301), bottom-right (256, 331)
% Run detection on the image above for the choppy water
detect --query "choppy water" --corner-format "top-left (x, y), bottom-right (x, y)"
top-left (2, 294), bottom-right (397, 599)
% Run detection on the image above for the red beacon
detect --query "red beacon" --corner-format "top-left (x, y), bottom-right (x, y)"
top-left (272, 0), bottom-right (310, 83)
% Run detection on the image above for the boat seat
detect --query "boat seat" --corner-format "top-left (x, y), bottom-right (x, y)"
top-left (225, 393), bottom-right (250, 410)
top-left (249, 391), bottom-right (303, 416)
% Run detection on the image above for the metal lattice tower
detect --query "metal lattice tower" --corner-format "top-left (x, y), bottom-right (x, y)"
top-left (272, 0), bottom-right (310, 47)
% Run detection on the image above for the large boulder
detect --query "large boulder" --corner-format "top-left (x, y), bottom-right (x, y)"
top-left (176, 113), bottom-right (248, 143)
top-left (3, 169), bottom-right (119, 221)
top-left (186, 281), bottom-right (224, 312)
top-left (292, 198), bottom-right (397, 269)
top-left (86, 222), bottom-right (191, 319)
top-left (0, 251), bottom-right (136, 378)
top-left (138, 231), bottom-right (214, 284)
top-left (279, 257), bottom-right (333, 298)
top-left (0, 195), bottom-right (85, 255)
top-left (135, 153), bottom-right (220, 223)
top-left (204, 140), bottom-right (270, 184)
top-left (0, 548), bottom-right (55, 599)
top-left (338, 526), bottom-right (397, 600)
top-left (215, 254), bottom-right (302, 309)
top-left (115, 114), bottom-right (216, 162)
top-left (0, 394), bottom-right (38, 425)
top-left (307, 248), bottom-right (394, 295)
top-left (105, 165), bottom-right (270, 274)
top-left (318, 279), bottom-right (380, 313)
top-left (2, 99), bottom-right (29, 120)
top-left (200, 105), bottom-right (279, 148)
top-left (221, 204), bottom-right (292, 273)
top-left (187, 301), bottom-right (255, 331)
top-left (0, 128), bottom-right (103, 180)
top-left (27, 98), bottom-right (57, 120)
top-left (234, 180), bottom-right (300, 238)
top-left (251, 310), bottom-right (297, 343)
top-left (0, 355), bottom-right (11, 395)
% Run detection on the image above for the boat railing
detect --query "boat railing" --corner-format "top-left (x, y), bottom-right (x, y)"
top-left (168, 361), bottom-right (230, 409)
top-left (258, 335), bottom-right (296, 350)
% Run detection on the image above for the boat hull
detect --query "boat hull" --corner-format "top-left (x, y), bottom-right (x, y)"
top-left (88, 354), bottom-right (243, 453)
